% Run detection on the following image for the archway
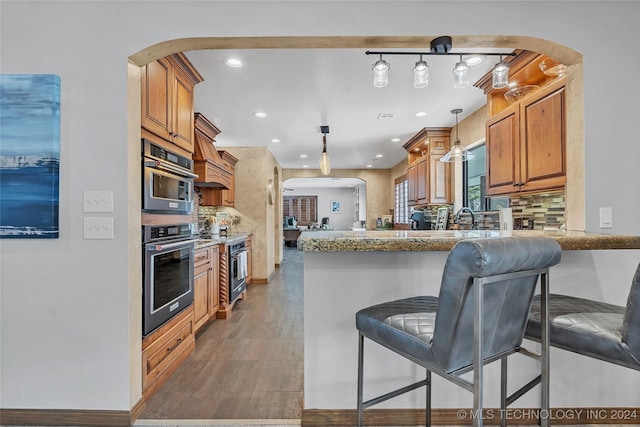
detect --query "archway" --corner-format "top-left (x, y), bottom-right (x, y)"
top-left (127, 34), bottom-right (583, 406)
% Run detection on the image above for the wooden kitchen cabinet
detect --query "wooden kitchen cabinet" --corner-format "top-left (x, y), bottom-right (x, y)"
top-left (193, 245), bottom-right (220, 333)
top-left (141, 306), bottom-right (195, 400)
top-left (200, 151), bottom-right (238, 207)
top-left (141, 53), bottom-right (203, 154)
top-left (486, 78), bottom-right (566, 196)
top-left (403, 128), bottom-right (451, 206)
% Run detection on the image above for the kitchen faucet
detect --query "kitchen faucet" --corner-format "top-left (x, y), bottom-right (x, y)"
top-left (454, 207), bottom-right (476, 230)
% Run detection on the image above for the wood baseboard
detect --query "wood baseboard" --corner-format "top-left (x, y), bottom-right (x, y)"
top-left (302, 407), bottom-right (640, 426)
top-left (1, 408), bottom-right (131, 426)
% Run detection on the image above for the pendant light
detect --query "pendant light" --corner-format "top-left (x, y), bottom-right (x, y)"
top-left (492, 55), bottom-right (510, 89)
top-left (440, 109), bottom-right (475, 162)
top-left (372, 54), bottom-right (390, 88)
top-left (413, 55), bottom-right (429, 88)
top-left (319, 125), bottom-right (331, 175)
top-left (452, 55), bottom-right (470, 89)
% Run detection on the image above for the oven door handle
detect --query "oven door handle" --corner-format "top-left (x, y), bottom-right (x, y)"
top-left (230, 249), bottom-right (248, 259)
top-left (147, 238), bottom-right (199, 251)
top-left (144, 159), bottom-right (199, 179)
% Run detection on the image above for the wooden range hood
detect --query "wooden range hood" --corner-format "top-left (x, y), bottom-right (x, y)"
top-left (193, 113), bottom-right (232, 189)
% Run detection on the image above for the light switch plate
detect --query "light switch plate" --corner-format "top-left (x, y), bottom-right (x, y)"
top-left (83, 190), bottom-right (113, 213)
top-left (84, 217), bottom-right (114, 239)
top-left (599, 207), bottom-right (613, 229)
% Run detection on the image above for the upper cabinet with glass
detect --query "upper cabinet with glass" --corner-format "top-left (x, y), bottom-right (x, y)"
top-left (475, 51), bottom-right (567, 196)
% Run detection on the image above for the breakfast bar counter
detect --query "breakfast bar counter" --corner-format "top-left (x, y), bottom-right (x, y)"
top-left (298, 229), bottom-right (640, 252)
top-left (299, 229), bottom-right (640, 425)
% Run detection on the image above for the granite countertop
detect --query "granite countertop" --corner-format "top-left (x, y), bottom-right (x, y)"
top-left (195, 232), bottom-right (250, 249)
top-left (297, 229), bottom-right (640, 252)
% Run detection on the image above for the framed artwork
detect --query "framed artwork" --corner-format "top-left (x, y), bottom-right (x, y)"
top-left (330, 200), bottom-right (341, 213)
top-left (381, 215), bottom-right (393, 225)
top-left (0, 74), bottom-right (60, 238)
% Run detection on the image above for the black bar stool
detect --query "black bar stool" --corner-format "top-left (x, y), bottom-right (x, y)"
top-left (355, 236), bottom-right (562, 427)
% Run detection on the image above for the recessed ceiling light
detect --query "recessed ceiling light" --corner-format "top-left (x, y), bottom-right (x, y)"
top-left (300, 154), bottom-right (308, 158)
top-left (271, 138), bottom-right (280, 143)
top-left (463, 55), bottom-right (486, 66)
top-left (391, 138), bottom-right (400, 142)
top-left (375, 154), bottom-right (384, 158)
top-left (302, 165), bottom-right (308, 168)
top-left (225, 58), bottom-right (244, 68)
top-left (415, 111), bottom-right (427, 117)
top-left (253, 112), bottom-right (267, 118)
top-left (366, 164), bottom-right (373, 168)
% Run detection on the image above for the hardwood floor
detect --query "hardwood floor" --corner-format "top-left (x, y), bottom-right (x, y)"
top-left (138, 247), bottom-right (304, 422)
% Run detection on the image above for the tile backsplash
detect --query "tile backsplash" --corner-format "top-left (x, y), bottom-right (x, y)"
top-left (414, 191), bottom-right (566, 230)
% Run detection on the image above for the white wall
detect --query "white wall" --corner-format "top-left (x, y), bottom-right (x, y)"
top-left (286, 187), bottom-right (356, 230)
top-left (1, 0), bottom-right (639, 413)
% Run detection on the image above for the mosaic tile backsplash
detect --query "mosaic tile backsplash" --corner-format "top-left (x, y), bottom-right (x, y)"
top-left (415, 191), bottom-right (566, 230)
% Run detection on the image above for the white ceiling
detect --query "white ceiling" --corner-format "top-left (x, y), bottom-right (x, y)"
top-left (187, 45), bottom-right (512, 174)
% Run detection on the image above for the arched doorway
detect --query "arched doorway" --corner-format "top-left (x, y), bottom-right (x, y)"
top-left (127, 34), bottom-right (583, 405)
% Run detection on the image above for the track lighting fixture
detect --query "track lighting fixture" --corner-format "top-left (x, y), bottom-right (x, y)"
top-left (440, 108), bottom-right (475, 163)
top-left (366, 36), bottom-right (515, 90)
top-left (319, 125), bottom-right (331, 176)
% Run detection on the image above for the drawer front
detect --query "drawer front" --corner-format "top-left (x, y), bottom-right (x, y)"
top-left (194, 247), bottom-right (211, 268)
top-left (142, 311), bottom-right (194, 389)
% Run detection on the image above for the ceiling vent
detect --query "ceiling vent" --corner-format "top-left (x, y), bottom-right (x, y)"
top-left (377, 113), bottom-right (395, 120)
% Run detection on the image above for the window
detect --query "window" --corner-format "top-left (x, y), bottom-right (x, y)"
top-left (463, 145), bottom-right (508, 211)
top-left (283, 196), bottom-right (317, 225)
top-left (394, 175), bottom-right (409, 225)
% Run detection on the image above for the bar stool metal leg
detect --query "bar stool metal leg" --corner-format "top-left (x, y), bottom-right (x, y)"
top-left (501, 358), bottom-right (507, 427)
top-left (426, 370), bottom-right (431, 427)
top-left (473, 278), bottom-right (484, 427)
top-left (357, 332), bottom-right (364, 427)
top-left (540, 272), bottom-right (550, 427)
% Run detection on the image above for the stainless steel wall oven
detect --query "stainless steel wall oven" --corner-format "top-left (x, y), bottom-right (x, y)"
top-left (142, 223), bottom-right (198, 336)
top-left (142, 138), bottom-right (198, 214)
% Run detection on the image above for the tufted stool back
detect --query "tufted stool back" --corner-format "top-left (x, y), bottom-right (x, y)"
top-left (431, 237), bottom-right (562, 373)
top-left (622, 263), bottom-right (640, 358)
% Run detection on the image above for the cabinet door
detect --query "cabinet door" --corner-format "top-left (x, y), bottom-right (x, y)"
top-left (520, 82), bottom-right (566, 192)
top-left (193, 265), bottom-right (210, 332)
top-left (171, 69), bottom-right (195, 153)
top-left (141, 58), bottom-right (172, 141)
top-left (429, 154), bottom-right (450, 204)
top-left (407, 163), bottom-right (417, 205)
top-left (416, 157), bottom-right (428, 204)
top-left (486, 106), bottom-right (520, 195)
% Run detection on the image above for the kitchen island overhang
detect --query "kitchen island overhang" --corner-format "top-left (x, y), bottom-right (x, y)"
top-left (299, 230), bottom-right (640, 425)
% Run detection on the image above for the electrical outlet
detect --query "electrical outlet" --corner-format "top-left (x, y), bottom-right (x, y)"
top-left (83, 190), bottom-right (113, 213)
top-left (84, 217), bottom-right (114, 239)
top-left (599, 207), bottom-right (613, 229)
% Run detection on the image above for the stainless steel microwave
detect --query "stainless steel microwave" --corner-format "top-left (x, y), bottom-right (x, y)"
top-left (142, 139), bottom-right (198, 214)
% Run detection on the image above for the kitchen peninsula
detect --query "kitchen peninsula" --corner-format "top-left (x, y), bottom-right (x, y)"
top-left (299, 230), bottom-right (640, 425)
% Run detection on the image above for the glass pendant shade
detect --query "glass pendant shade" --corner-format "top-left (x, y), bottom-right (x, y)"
top-left (320, 136), bottom-right (331, 175)
top-left (440, 139), bottom-right (475, 162)
top-left (492, 58), bottom-right (510, 89)
top-left (413, 59), bottom-right (429, 88)
top-left (440, 108), bottom-right (475, 162)
top-left (372, 57), bottom-right (390, 88)
top-left (452, 58), bottom-right (470, 89)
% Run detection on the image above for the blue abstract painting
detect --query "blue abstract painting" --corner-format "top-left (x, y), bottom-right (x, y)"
top-left (0, 74), bottom-right (60, 238)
